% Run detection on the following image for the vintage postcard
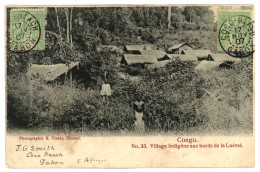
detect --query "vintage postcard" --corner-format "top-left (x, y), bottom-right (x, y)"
top-left (5, 5), bottom-right (254, 168)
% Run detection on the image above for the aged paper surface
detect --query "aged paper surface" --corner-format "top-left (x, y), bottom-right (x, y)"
top-left (5, 5), bottom-right (254, 168)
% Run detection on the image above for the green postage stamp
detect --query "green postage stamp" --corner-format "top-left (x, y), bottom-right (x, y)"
top-left (10, 8), bottom-right (45, 52)
top-left (218, 9), bottom-right (254, 57)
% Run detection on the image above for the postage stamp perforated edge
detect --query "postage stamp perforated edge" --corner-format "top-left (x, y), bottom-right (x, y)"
top-left (9, 8), bottom-right (46, 52)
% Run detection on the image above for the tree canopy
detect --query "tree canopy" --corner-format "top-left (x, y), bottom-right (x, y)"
top-left (7, 6), bottom-right (217, 75)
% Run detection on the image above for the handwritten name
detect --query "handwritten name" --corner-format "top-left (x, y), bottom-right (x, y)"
top-left (16, 145), bottom-right (55, 151)
top-left (16, 145), bottom-right (64, 166)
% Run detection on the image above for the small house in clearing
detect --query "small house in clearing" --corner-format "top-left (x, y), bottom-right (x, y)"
top-left (124, 45), bottom-right (153, 54)
top-left (181, 50), bottom-right (212, 61)
top-left (168, 43), bottom-right (193, 54)
top-left (121, 54), bottom-right (158, 68)
top-left (27, 62), bottom-right (81, 85)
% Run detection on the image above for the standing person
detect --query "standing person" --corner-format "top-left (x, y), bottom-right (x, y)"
top-left (100, 80), bottom-right (111, 102)
top-left (133, 94), bottom-right (145, 132)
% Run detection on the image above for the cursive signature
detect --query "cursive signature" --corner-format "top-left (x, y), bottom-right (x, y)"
top-left (77, 157), bottom-right (106, 164)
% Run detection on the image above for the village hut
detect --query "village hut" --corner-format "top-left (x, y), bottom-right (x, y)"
top-left (178, 54), bottom-right (197, 61)
top-left (121, 54), bottom-right (158, 68)
top-left (147, 60), bottom-right (171, 70)
top-left (168, 43), bottom-right (193, 54)
top-left (27, 62), bottom-right (80, 85)
top-left (139, 50), bottom-right (166, 60)
top-left (124, 45), bottom-right (153, 54)
top-left (195, 54), bottom-right (242, 71)
top-left (209, 54), bottom-right (241, 63)
top-left (162, 54), bottom-right (197, 61)
top-left (208, 54), bottom-right (241, 69)
top-left (181, 50), bottom-right (212, 61)
top-left (161, 54), bottom-right (176, 61)
top-left (195, 61), bottom-right (221, 72)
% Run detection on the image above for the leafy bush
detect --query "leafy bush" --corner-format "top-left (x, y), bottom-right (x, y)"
top-left (195, 58), bottom-right (253, 135)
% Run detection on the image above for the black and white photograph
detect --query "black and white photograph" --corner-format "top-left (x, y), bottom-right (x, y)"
top-left (6, 6), bottom-right (254, 136)
top-left (4, 4), bottom-right (256, 168)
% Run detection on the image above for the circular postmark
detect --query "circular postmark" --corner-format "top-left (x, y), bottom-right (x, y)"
top-left (218, 15), bottom-right (253, 58)
top-left (10, 11), bottom-right (41, 53)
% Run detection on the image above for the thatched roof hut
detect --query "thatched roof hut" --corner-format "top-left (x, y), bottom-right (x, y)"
top-left (162, 54), bottom-right (176, 60)
top-left (147, 60), bottom-right (171, 69)
top-left (168, 43), bottom-right (189, 50)
top-left (181, 50), bottom-right (212, 60)
top-left (168, 43), bottom-right (193, 54)
top-left (27, 62), bottom-right (79, 81)
top-left (124, 45), bottom-right (153, 54)
top-left (195, 61), bottom-right (221, 71)
top-left (121, 54), bottom-right (158, 65)
top-left (209, 54), bottom-right (241, 63)
top-left (162, 54), bottom-right (197, 61)
top-left (139, 50), bottom-right (166, 60)
top-left (178, 54), bottom-right (197, 61)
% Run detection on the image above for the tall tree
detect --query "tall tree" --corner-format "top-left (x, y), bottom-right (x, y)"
top-left (55, 7), bottom-right (62, 37)
top-left (189, 9), bottom-right (195, 23)
top-left (64, 8), bottom-right (70, 44)
top-left (70, 8), bottom-right (73, 48)
top-left (168, 7), bottom-right (171, 31)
